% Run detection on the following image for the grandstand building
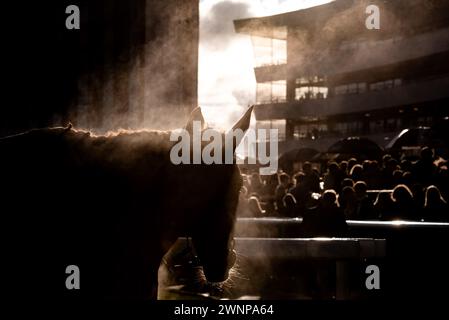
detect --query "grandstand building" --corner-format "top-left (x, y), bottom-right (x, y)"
top-left (234, 0), bottom-right (449, 153)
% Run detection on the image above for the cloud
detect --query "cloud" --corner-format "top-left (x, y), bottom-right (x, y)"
top-left (200, 1), bottom-right (252, 50)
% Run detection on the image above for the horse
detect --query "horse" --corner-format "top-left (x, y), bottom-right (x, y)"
top-left (0, 106), bottom-right (252, 300)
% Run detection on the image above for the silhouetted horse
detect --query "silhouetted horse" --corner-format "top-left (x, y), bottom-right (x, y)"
top-left (0, 107), bottom-right (252, 300)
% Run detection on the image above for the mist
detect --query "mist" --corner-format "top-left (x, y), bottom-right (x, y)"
top-left (70, 0), bottom-right (198, 134)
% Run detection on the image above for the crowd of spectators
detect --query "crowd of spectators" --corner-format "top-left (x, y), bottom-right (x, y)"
top-left (237, 147), bottom-right (448, 225)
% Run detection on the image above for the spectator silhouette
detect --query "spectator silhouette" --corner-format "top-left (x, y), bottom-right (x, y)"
top-left (339, 186), bottom-right (358, 219)
top-left (248, 196), bottom-right (266, 217)
top-left (375, 191), bottom-right (395, 220)
top-left (400, 159), bottom-right (412, 173)
top-left (275, 173), bottom-right (291, 213)
top-left (249, 172), bottom-right (264, 196)
top-left (347, 158), bottom-right (358, 175)
top-left (339, 161), bottom-right (349, 178)
top-left (323, 161), bottom-right (343, 192)
top-left (236, 186), bottom-right (250, 217)
top-left (363, 160), bottom-right (382, 189)
top-left (382, 158), bottom-right (399, 188)
top-left (264, 173), bottom-right (279, 199)
top-left (302, 162), bottom-right (321, 193)
top-left (389, 184), bottom-right (418, 220)
top-left (382, 154), bottom-right (392, 167)
top-left (350, 164), bottom-right (364, 183)
top-left (302, 190), bottom-right (348, 237)
top-left (290, 172), bottom-right (310, 217)
top-left (422, 185), bottom-right (448, 222)
top-left (413, 147), bottom-right (437, 186)
top-left (242, 175), bottom-right (251, 192)
top-left (354, 181), bottom-right (375, 219)
top-left (341, 177), bottom-right (354, 189)
top-left (280, 193), bottom-right (298, 218)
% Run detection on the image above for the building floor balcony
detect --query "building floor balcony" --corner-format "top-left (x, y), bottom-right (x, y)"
top-left (254, 75), bottom-right (449, 121)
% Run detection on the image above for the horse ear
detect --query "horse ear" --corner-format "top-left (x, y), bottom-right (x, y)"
top-left (185, 107), bottom-right (206, 134)
top-left (227, 106), bottom-right (253, 152)
top-left (231, 105), bottom-right (253, 133)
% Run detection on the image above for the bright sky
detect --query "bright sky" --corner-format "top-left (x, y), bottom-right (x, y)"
top-left (198, 0), bottom-right (333, 129)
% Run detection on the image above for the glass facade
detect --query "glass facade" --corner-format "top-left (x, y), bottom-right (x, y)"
top-left (251, 36), bottom-right (287, 67)
top-left (257, 119), bottom-right (286, 141)
top-left (256, 80), bottom-right (287, 104)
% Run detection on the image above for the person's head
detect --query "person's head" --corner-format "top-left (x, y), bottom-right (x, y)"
top-left (283, 193), bottom-right (297, 208)
top-left (265, 173), bottom-right (279, 186)
top-left (240, 186), bottom-right (248, 198)
top-left (424, 185), bottom-right (447, 207)
top-left (354, 181), bottom-right (368, 199)
top-left (327, 161), bottom-right (339, 175)
top-left (348, 158), bottom-right (358, 172)
top-left (248, 196), bottom-right (265, 216)
top-left (321, 189), bottom-right (338, 208)
top-left (242, 175), bottom-right (250, 190)
top-left (362, 160), bottom-right (371, 171)
top-left (302, 162), bottom-right (312, 175)
top-left (391, 184), bottom-right (414, 204)
top-left (382, 154), bottom-right (392, 167)
top-left (339, 186), bottom-right (356, 207)
top-left (250, 172), bottom-right (262, 188)
top-left (386, 158), bottom-right (399, 171)
top-left (341, 178), bottom-right (354, 189)
top-left (400, 159), bottom-right (412, 172)
top-left (339, 161), bottom-right (348, 173)
top-left (350, 164), bottom-right (363, 181)
top-left (278, 172), bottom-right (290, 187)
top-left (294, 172), bottom-right (306, 186)
top-left (420, 146), bottom-right (434, 162)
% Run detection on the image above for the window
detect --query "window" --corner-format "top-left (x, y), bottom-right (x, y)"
top-left (271, 120), bottom-right (286, 141)
top-left (251, 36), bottom-right (287, 67)
top-left (358, 82), bottom-right (367, 93)
top-left (256, 83), bottom-right (271, 104)
top-left (295, 76), bottom-right (326, 85)
top-left (272, 81), bottom-right (287, 102)
top-left (370, 120), bottom-right (384, 133)
top-left (385, 118), bottom-right (398, 131)
top-left (256, 80), bottom-right (287, 104)
top-left (348, 83), bottom-right (358, 94)
top-left (334, 82), bottom-right (366, 95)
top-left (257, 120), bottom-right (286, 141)
top-left (295, 87), bottom-right (328, 100)
top-left (370, 78), bottom-right (402, 91)
top-left (296, 77), bottom-right (310, 85)
top-left (335, 85), bottom-right (347, 95)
